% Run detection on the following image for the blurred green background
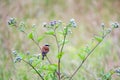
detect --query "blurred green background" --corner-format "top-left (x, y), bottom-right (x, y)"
top-left (0, 0), bottom-right (120, 80)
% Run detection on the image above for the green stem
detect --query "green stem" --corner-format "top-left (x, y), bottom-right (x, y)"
top-left (22, 59), bottom-right (44, 80)
top-left (69, 42), bottom-right (101, 80)
top-left (54, 34), bottom-right (60, 53)
top-left (58, 27), bottom-right (68, 80)
top-left (45, 55), bottom-right (52, 64)
top-left (31, 38), bottom-right (42, 53)
top-left (69, 33), bottom-right (109, 80)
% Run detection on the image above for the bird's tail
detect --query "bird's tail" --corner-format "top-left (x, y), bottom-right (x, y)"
top-left (42, 55), bottom-right (44, 60)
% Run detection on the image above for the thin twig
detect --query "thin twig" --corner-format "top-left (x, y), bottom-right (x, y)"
top-left (22, 59), bottom-right (44, 80)
top-left (58, 59), bottom-right (61, 80)
top-left (45, 55), bottom-right (52, 64)
top-left (31, 38), bottom-right (42, 53)
top-left (53, 27), bottom-right (60, 53)
top-left (54, 34), bottom-right (60, 53)
top-left (53, 30), bottom-right (61, 79)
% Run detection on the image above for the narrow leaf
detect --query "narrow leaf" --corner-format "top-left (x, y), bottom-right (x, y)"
top-left (94, 35), bottom-right (103, 42)
top-left (28, 32), bottom-right (33, 39)
top-left (45, 30), bottom-right (55, 35)
top-left (37, 36), bottom-right (44, 42)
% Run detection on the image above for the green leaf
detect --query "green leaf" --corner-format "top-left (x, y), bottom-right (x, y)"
top-left (102, 73), bottom-right (112, 80)
top-left (78, 53), bottom-right (85, 60)
top-left (32, 59), bottom-right (41, 67)
top-left (94, 35), bottom-right (103, 42)
top-left (28, 32), bottom-right (33, 39)
top-left (19, 52), bottom-right (26, 59)
top-left (57, 52), bottom-right (64, 59)
top-left (37, 36), bottom-right (44, 42)
top-left (18, 26), bottom-right (25, 32)
top-left (63, 27), bottom-right (68, 35)
top-left (84, 46), bottom-right (90, 53)
top-left (45, 30), bottom-right (55, 35)
top-left (48, 64), bottom-right (57, 71)
top-left (18, 22), bottom-right (26, 32)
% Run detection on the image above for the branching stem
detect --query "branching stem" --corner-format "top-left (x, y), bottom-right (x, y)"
top-left (69, 42), bottom-right (100, 80)
top-left (58, 27), bottom-right (68, 80)
top-left (69, 33), bottom-right (109, 80)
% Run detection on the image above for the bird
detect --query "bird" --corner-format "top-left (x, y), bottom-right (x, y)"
top-left (41, 44), bottom-right (50, 60)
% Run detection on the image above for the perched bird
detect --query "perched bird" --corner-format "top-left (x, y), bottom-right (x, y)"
top-left (41, 44), bottom-right (50, 60)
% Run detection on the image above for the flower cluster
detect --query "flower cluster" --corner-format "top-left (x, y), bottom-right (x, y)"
top-left (111, 22), bottom-right (119, 28)
top-left (43, 19), bottom-right (77, 29)
top-left (8, 17), bottom-right (16, 26)
top-left (70, 18), bottom-right (77, 28)
top-left (12, 50), bottom-right (17, 56)
top-left (101, 23), bottom-right (105, 28)
top-left (29, 58), bottom-right (34, 64)
top-left (43, 20), bottom-right (62, 28)
top-left (14, 56), bottom-right (22, 63)
top-left (115, 68), bottom-right (120, 74)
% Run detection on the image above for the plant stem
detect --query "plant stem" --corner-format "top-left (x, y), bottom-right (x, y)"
top-left (22, 59), bottom-right (44, 80)
top-left (53, 27), bottom-right (60, 53)
top-left (69, 42), bottom-right (101, 80)
top-left (54, 34), bottom-right (60, 53)
top-left (31, 38), bottom-right (42, 53)
top-left (69, 33), bottom-right (109, 80)
top-left (60, 30), bottom-right (67, 53)
top-left (45, 55), bottom-right (52, 64)
top-left (53, 31), bottom-right (61, 79)
top-left (53, 29), bottom-right (62, 79)
top-left (58, 59), bottom-right (61, 80)
top-left (18, 28), bottom-right (42, 53)
top-left (58, 27), bottom-right (68, 80)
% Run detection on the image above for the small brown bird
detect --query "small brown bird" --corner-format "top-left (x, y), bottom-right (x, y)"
top-left (41, 44), bottom-right (50, 60)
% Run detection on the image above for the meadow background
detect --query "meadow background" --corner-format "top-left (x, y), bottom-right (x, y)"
top-left (0, 0), bottom-right (120, 80)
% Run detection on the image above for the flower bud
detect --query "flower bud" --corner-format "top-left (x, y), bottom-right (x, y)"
top-left (111, 22), bottom-right (119, 28)
top-left (14, 56), bottom-right (22, 63)
top-left (43, 22), bottom-right (47, 27)
top-left (116, 69), bottom-right (120, 73)
top-left (12, 50), bottom-right (17, 56)
top-left (26, 51), bottom-right (30, 55)
top-left (101, 23), bottom-right (105, 28)
top-left (58, 20), bottom-right (62, 24)
top-left (70, 18), bottom-right (75, 23)
top-left (50, 21), bottom-right (54, 26)
top-left (72, 22), bottom-right (77, 28)
top-left (29, 58), bottom-right (33, 64)
top-left (70, 18), bottom-right (77, 28)
top-left (106, 28), bottom-right (112, 34)
top-left (53, 20), bottom-right (57, 25)
top-left (32, 24), bottom-right (36, 28)
top-left (8, 17), bottom-right (16, 26)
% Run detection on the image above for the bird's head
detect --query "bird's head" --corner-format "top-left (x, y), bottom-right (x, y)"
top-left (45, 44), bottom-right (50, 47)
